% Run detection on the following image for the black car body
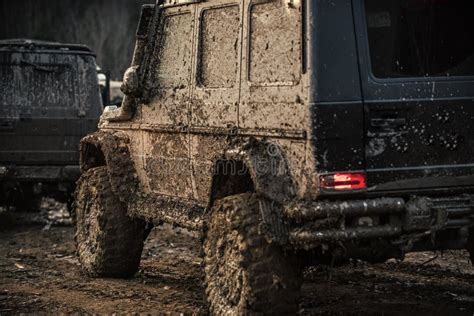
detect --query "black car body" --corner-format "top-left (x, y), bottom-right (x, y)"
top-left (311, 0), bottom-right (474, 198)
top-left (0, 39), bottom-right (103, 208)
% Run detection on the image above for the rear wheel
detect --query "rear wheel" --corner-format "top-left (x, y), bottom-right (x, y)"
top-left (203, 193), bottom-right (302, 315)
top-left (73, 166), bottom-right (147, 278)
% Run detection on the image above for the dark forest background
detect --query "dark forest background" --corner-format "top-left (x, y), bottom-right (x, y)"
top-left (0, 0), bottom-right (154, 80)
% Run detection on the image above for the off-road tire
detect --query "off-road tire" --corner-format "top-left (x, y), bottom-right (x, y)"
top-left (73, 166), bottom-right (147, 278)
top-left (203, 193), bottom-right (302, 315)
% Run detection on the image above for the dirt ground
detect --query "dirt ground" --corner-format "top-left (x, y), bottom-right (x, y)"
top-left (1, 202), bottom-right (474, 315)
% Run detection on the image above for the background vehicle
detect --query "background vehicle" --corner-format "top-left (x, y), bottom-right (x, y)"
top-left (73, 0), bottom-right (474, 314)
top-left (0, 39), bottom-right (104, 210)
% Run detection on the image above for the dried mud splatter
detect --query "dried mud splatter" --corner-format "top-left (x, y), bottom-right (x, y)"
top-left (1, 208), bottom-right (474, 315)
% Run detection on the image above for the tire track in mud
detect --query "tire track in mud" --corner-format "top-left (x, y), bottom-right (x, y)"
top-left (1, 223), bottom-right (474, 314)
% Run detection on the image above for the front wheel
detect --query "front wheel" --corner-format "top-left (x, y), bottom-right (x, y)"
top-left (203, 193), bottom-right (302, 315)
top-left (73, 166), bottom-right (147, 278)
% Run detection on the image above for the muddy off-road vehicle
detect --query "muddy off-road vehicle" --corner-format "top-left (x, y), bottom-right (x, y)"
top-left (73, 0), bottom-right (474, 313)
top-left (0, 39), bottom-right (104, 210)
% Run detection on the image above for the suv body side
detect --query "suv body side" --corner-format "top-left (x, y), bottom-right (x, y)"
top-left (353, 0), bottom-right (474, 196)
top-left (100, 0), bottom-right (313, 207)
top-left (93, 0), bottom-right (474, 247)
top-left (73, 1), bottom-right (474, 310)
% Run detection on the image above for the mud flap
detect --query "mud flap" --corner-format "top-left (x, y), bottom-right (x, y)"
top-left (258, 197), bottom-right (289, 245)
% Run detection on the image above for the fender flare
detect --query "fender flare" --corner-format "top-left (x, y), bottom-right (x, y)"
top-left (209, 139), bottom-right (297, 245)
top-left (79, 131), bottom-right (138, 204)
top-left (220, 138), bottom-right (296, 204)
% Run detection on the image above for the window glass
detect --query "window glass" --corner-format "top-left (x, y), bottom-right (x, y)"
top-left (154, 13), bottom-right (193, 89)
top-left (249, 1), bottom-right (301, 85)
top-left (365, 0), bottom-right (474, 78)
top-left (0, 64), bottom-right (73, 107)
top-left (198, 6), bottom-right (240, 88)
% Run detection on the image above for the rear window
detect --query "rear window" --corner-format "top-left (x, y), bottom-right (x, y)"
top-left (197, 5), bottom-right (240, 89)
top-left (365, 0), bottom-right (474, 78)
top-left (0, 63), bottom-right (74, 107)
top-left (248, 1), bottom-right (302, 85)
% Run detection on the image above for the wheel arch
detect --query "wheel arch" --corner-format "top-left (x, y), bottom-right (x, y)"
top-left (79, 131), bottom-right (138, 204)
top-left (207, 139), bottom-right (296, 209)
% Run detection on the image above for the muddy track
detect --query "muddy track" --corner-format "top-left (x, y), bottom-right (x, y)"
top-left (1, 220), bottom-right (474, 315)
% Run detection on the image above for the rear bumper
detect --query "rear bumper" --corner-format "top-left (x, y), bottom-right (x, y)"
top-left (0, 165), bottom-right (80, 182)
top-left (285, 194), bottom-right (474, 248)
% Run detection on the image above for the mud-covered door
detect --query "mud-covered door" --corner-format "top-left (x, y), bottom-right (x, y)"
top-left (191, 1), bottom-right (242, 129)
top-left (239, 0), bottom-right (308, 196)
top-left (354, 0), bottom-right (474, 193)
top-left (141, 4), bottom-right (195, 198)
top-left (240, 0), bottom-right (306, 133)
top-left (189, 1), bottom-right (243, 202)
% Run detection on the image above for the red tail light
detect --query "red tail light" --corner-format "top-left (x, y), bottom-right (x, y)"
top-left (320, 172), bottom-right (367, 190)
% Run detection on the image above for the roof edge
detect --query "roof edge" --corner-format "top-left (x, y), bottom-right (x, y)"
top-left (0, 39), bottom-right (93, 53)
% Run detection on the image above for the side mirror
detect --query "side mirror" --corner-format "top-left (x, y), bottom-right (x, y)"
top-left (102, 4), bottom-right (156, 122)
top-left (121, 66), bottom-right (141, 97)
